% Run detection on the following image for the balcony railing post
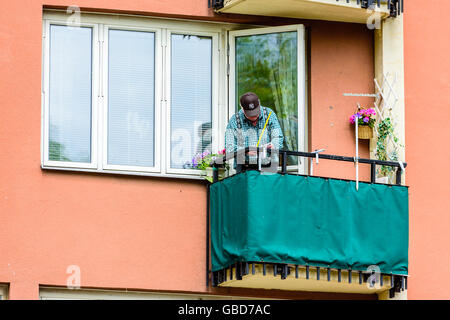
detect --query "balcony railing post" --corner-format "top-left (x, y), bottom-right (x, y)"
top-left (245, 147), bottom-right (249, 166)
top-left (206, 184), bottom-right (210, 287)
top-left (212, 166), bottom-right (219, 183)
top-left (257, 147), bottom-right (261, 171)
top-left (396, 167), bottom-right (402, 185)
top-left (371, 163), bottom-right (376, 183)
top-left (281, 150), bottom-right (287, 174)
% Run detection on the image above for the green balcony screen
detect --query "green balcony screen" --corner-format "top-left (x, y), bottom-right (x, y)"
top-left (210, 171), bottom-right (409, 275)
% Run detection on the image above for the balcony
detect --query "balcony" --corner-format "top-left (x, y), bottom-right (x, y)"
top-left (212, 0), bottom-right (404, 24)
top-left (207, 149), bottom-right (408, 298)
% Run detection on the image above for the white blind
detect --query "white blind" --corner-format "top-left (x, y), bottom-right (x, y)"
top-left (49, 25), bottom-right (92, 163)
top-left (170, 34), bottom-right (212, 169)
top-left (107, 30), bottom-right (155, 167)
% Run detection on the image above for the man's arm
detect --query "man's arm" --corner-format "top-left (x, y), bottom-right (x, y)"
top-left (267, 110), bottom-right (284, 150)
top-left (225, 116), bottom-right (238, 154)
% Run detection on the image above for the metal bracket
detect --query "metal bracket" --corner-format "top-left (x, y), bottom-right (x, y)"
top-left (310, 149), bottom-right (325, 176)
top-left (210, 0), bottom-right (225, 10)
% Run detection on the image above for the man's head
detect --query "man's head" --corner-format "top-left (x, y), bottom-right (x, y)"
top-left (240, 92), bottom-right (261, 121)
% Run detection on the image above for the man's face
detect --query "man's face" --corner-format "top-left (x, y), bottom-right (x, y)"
top-left (242, 109), bottom-right (259, 122)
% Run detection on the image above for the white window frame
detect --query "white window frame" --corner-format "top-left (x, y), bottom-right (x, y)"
top-left (164, 29), bottom-right (220, 176)
top-left (228, 24), bottom-right (308, 175)
top-left (101, 24), bottom-right (162, 174)
top-left (42, 19), bottom-right (100, 170)
top-left (39, 286), bottom-right (269, 300)
top-left (41, 11), bottom-right (308, 179)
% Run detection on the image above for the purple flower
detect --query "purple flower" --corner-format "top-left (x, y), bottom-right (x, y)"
top-left (363, 117), bottom-right (370, 123)
top-left (192, 153), bottom-right (204, 168)
top-left (201, 150), bottom-right (210, 158)
top-left (191, 157), bottom-right (198, 168)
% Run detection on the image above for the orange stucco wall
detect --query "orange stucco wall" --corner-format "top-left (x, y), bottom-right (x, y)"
top-left (309, 21), bottom-right (373, 180)
top-left (404, 2), bottom-right (450, 299)
top-left (0, 1), bottom-right (375, 299)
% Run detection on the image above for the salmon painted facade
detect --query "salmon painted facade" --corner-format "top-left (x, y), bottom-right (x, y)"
top-left (0, 0), bottom-right (448, 300)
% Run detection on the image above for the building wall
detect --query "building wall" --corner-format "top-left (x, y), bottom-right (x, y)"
top-left (404, 1), bottom-right (450, 300)
top-left (309, 20), bottom-right (373, 180)
top-left (0, 1), bottom-right (374, 299)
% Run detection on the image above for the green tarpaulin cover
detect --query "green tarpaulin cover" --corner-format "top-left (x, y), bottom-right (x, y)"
top-left (210, 171), bottom-right (409, 275)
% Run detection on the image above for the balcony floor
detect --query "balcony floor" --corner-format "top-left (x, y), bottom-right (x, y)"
top-left (218, 264), bottom-right (394, 295)
top-left (219, 0), bottom-right (390, 24)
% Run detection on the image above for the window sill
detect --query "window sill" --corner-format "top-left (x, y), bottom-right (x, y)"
top-left (40, 164), bottom-right (207, 182)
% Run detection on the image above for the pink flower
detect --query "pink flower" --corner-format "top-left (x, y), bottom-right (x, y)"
top-left (349, 115), bottom-right (356, 124)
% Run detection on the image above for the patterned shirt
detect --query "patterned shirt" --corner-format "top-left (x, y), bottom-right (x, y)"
top-left (225, 106), bottom-right (284, 161)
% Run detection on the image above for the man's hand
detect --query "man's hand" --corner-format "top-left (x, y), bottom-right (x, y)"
top-left (247, 143), bottom-right (274, 156)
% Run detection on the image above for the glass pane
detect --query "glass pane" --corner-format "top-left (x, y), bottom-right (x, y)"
top-left (235, 31), bottom-right (298, 164)
top-left (170, 34), bottom-right (212, 169)
top-left (108, 30), bottom-right (155, 167)
top-left (49, 25), bottom-right (92, 163)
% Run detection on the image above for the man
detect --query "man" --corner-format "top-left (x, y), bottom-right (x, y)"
top-left (225, 92), bottom-right (284, 172)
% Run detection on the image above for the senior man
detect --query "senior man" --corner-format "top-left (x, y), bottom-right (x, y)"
top-left (225, 92), bottom-right (284, 172)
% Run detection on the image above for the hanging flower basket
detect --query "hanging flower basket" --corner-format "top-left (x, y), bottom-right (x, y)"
top-left (358, 125), bottom-right (373, 140)
top-left (349, 107), bottom-right (376, 140)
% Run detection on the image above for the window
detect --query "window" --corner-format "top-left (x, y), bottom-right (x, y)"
top-left (167, 32), bottom-right (217, 173)
top-left (107, 29), bottom-right (156, 169)
top-left (44, 23), bottom-right (98, 168)
top-left (0, 284), bottom-right (8, 300)
top-left (229, 25), bottom-right (307, 172)
top-left (42, 12), bottom-right (306, 178)
top-left (103, 27), bottom-right (160, 172)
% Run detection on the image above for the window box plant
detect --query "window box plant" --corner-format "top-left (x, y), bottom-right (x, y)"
top-left (191, 149), bottom-right (229, 183)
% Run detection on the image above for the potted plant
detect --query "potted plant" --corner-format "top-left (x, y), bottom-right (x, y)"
top-left (375, 117), bottom-right (402, 184)
top-left (349, 107), bottom-right (376, 139)
top-left (191, 149), bottom-right (229, 183)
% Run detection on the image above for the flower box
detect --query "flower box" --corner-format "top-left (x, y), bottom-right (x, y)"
top-left (205, 167), bottom-right (227, 182)
top-left (190, 148), bottom-right (229, 183)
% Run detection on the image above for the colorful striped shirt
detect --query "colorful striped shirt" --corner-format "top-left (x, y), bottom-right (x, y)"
top-left (225, 106), bottom-right (284, 163)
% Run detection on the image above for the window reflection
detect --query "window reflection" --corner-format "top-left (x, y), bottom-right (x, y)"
top-left (107, 30), bottom-right (155, 167)
top-left (236, 31), bottom-right (298, 164)
top-left (49, 25), bottom-right (92, 163)
top-left (170, 34), bottom-right (212, 169)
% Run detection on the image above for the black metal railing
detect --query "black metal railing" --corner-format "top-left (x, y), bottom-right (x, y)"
top-left (358, 0), bottom-right (404, 17)
top-left (207, 147), bottom-right (408, 297)
top-left (211, 146), bottom-right (407, 185)
top-left (208, 147), bottom-right (408, 297)
top-left (210, 0), bottom-right (404, 17)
